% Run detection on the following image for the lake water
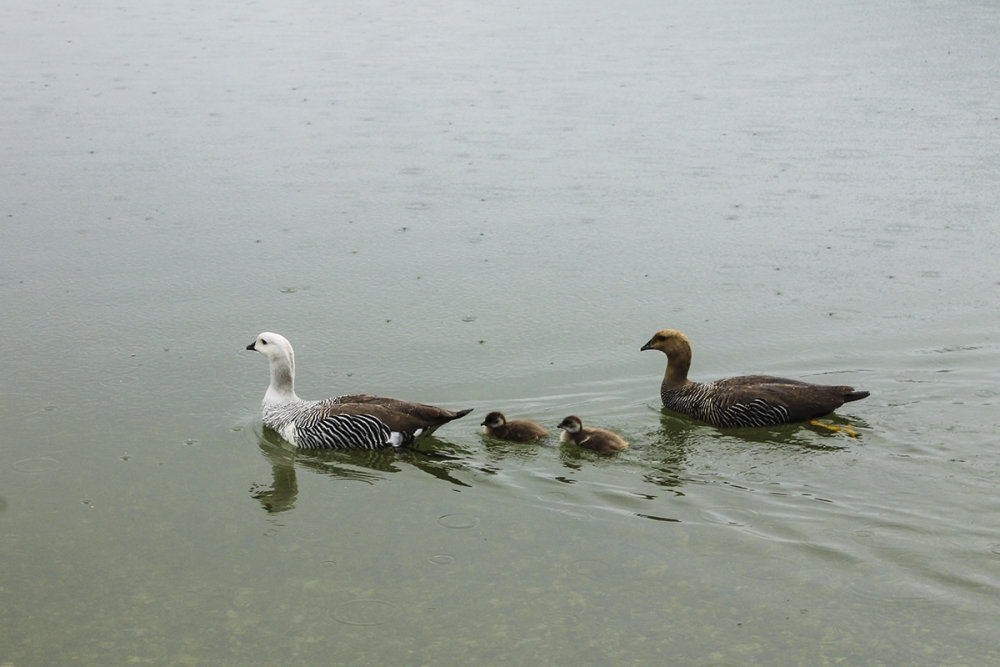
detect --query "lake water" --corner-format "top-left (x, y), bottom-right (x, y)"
top-left (2, 0), bottom-right (999, 664)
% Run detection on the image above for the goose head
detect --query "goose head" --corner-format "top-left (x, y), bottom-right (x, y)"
top-left (640, 329), bottom-right (691, 356)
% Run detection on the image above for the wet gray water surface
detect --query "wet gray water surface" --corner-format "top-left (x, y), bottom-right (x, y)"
top-left (2, 0), bottom-right (1000, 664)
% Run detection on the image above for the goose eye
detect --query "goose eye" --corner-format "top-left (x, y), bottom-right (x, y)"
top-left (260, 339), bottom-right (268, 345)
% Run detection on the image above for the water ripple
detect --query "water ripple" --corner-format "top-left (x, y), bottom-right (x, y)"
top-left (563, 559), bottom-right (610, 577)
top-left (843, 574), bottom-right (936, 605)
top-left (544, 613), bottom-right (578, 626)
top-left (697, 506), bottom-right (760, 527)
top-left (330, 599), bottom-right (397, 626)
top-left (851, 522), bottom-right (939, 561)
top-left (437, 514), bottom-right (480, 529)
top-left (11, 457), bottom-right (61, 474)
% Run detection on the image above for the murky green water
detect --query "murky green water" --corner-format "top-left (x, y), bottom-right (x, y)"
top-left (3, 0), bottom-right (999, 664)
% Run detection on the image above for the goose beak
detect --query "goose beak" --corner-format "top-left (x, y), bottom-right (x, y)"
top-left (640, 340), bottom-right (652, 351)
top-left (246, 341), bottom-right (257, 351)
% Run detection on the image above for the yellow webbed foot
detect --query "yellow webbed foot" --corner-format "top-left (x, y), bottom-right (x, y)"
top-left (809, 419), bottom-right (858, 438)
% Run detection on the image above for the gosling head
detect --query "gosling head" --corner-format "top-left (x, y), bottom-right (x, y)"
top-left (481, 411), bottom-right (507, 429)
top-left (557, 415), bottom-right (583, 434)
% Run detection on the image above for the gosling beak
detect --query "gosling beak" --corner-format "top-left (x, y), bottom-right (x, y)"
top-left (246, 341), bottom-right (257, 351)
top-left (640, 340), bottom-right (652, 351)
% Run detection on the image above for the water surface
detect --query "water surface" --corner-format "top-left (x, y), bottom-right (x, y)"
top-left (2, 0), bottom-right (999, 665)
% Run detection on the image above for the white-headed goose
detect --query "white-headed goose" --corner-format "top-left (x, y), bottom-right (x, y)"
top-left (247, 332), bottom-right (472, 449)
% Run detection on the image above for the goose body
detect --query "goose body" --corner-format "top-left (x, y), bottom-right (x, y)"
top-left (481, 411), bottom-right (550, 443)
top-left (640, 329), bottom-right (869, 428)
top-left (247, 332), bottom-right (472, 449)
top-left (557, 416), bottom-right (628, 454)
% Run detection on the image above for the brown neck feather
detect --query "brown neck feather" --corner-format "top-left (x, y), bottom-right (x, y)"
top-left (663, 343), bottom-right (692, 388)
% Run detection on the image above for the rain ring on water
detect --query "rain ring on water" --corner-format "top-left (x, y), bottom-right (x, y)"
top-left (429, 554), bottom-right (455, 565)
top-left (331, 599), bottom-right (398, 626)
top-left (12, 458), bottom-right (61, 474)
top-left (437, 514), bottom-right (480, 529)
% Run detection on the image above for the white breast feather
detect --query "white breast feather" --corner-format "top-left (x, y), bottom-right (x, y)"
top-left (278, 422), bottom-right (298, 446)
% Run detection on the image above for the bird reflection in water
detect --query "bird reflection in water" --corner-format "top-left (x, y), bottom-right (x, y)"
top-left (249, 425), bottom-right (472, 513)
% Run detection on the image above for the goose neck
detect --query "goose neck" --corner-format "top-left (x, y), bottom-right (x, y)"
top-left (663, 348), bottom-right (692, 388)
top-left (265, 349), bottom-right (299, 404)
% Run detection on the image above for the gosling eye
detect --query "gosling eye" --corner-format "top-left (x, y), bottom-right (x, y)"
top-left (260, 338), bottom-right (268, 345)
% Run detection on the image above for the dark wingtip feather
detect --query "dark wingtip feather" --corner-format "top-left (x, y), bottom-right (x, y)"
top-left (452, 408), bottom-right (474, 419)
top-left (844, 391), bottom-right (870, 403)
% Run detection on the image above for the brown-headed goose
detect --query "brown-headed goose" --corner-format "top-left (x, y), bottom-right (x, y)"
top-left (641, 329), bottom-right (868, 432)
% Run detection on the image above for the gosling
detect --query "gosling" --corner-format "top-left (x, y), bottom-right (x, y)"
top-left (557, 416), bottom-right (628, 454)
top-left (481, 411), bottom-right (550, 443)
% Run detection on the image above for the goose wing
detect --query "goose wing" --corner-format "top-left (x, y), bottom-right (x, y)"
top-left (713, 376), bottom-right (864, 424)
top-left (332, 394), bottom-right (472, 423)
top-left (289, 400), bottom-right (471, 450)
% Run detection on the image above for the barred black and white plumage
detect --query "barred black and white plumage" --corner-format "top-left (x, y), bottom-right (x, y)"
top-left (263, 401), bottom-right (402, 450)
top-left (661, 380), bottom-right (794, 428)
top-left (642, 329), bottom-right (869, 429)
top-left (248, 332), bottom-right (472, 449)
